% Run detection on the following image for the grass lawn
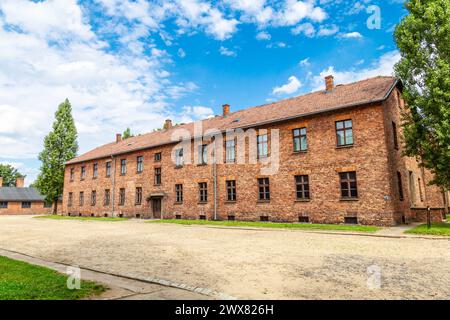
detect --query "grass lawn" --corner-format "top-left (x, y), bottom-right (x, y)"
top-left (0, 256), bottom-right (105, 300)
top-left (446, 214), bottom-right (450, 220)
top-left (405, 222), bottom-right (450, 236)
top-left (148, 219), bottom-right (380, 232)
top-left (34, 215), bottom-right (128, 222)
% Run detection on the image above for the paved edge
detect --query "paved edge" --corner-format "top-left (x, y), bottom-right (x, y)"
top-left (146, 222), bottom-right (450, 241)
top-left (0, 247), bottom-right (236, 300)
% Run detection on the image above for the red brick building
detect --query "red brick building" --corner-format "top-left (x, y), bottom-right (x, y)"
top-left (0, 177), bottom-right (54, 215)
top-left (62, 76), bottom-right (448, 226)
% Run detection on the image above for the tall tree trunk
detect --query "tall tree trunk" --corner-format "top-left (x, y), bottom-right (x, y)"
top-left (53, 199), bottom-right (58, 215)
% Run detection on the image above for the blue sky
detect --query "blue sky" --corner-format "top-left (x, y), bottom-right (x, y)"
top-left (0, 0), bottom-right (406, 185)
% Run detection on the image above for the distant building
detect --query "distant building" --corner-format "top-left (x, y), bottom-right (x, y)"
top-left (0, 177), bottom-right (54, 215)
top-left (62, 76), bottom-right (448, 226)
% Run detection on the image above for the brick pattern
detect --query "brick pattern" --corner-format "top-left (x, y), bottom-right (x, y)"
top-left (0, 201), bottom-right (53, 215)
top-left (62, 88), bottom-right (445, 226)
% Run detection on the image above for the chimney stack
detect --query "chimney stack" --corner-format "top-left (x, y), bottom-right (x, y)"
top-left (325, 75), bottom-right (334, 92)
top-left (164, 119), bottom-right (173, 130)
top-left (0, 177), bottom-right (3, 188)
top-left (222, 104), bottom-right (230, 117)
top-left (16, 176), bottom-right (24, 188)
top-left (116, 133), bottom-right (122, 143)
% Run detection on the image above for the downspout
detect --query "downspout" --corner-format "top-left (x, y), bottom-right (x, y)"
top-left (111, 155), bottom-right (117, 217)
top-left (213, 137), bottom-right (218, 221)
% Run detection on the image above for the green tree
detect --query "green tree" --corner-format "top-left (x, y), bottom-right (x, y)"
top-left (122, 127), bottom-right (134, 139)
top-left (0, 164), bottom-right (25, 187)
top-left (394, 0), bottom-right (450, 190)
top-left (35, 99), bottom-right (78, 214)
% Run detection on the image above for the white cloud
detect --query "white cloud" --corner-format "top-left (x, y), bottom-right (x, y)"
top-left (272, 76), bottom-right (302, 95)
top-left (256, 31), bottom-right (271, 41)
top-left (311, 51), bottom-right (401, 91)
top-left (339, 31), bottom-right (363, 38)
top-left (177, 48), bottom-right (186, 58)
top-left (299, 58), bottom-right (310, 67)
top-left (178, 105), bottom-right (215, 123)
top-left (219, 46), bottom-right (237, 57)
top-left (317, 24), bottom-right (339, 36)
top-left (291, 22), bottom-right (315, 37)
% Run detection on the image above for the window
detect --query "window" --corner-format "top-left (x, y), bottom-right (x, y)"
top-left (104, 189), bottom-right (110, 206)
top-left (257, 134), bottom-right (268, 158)
top-left (135, 187), bottom-right (142, 205)
top-left (91, 190), bottom-right (96, 206)
top-left (120, 159), bottom-right (126, 175)
top-left (106, 161), bottom-right (111, 177)
top-left (70, 168), bottom-right (75, 181)
top-left (198, 144), bottom-right (208, 165)
top-left (44, 202), bottom-right (52, 208)
top-left (154, 167), bottom-right (161, 185)
top-left (226, 180), bottom-right (236, 202)
top-left (199, 182), bottom-right (208, 202)
top-left (339, 172), bottom-right (358, 199)
top-left (225, 139), bottom-right (236, 163)
top-left (93, 163), bottom-right (98, 178)
top-left (0, 202), bottom-right (8, 209)
top-left (293, 128), bottom-right (307, 152)
top-left (80, 166), bottom-right (86, 180)
top-left (137, 156), bottom-right (144, 173)
top-left (175, 184), bottom-right (183, 203)
top-left (68, 193), bottom-right (73, 207)
top-left (258, 178), bottom-right (270, 201)
top-left (119, 188), bottom-right (125, 206)
top-left (336, 120), bottom-right (353, 146)
top-left (154, 152), bottom-right (161, 162)
top-left (175, 149), bottom-right (184, 167)
top-left (21, 202), bottom-right (31, 209)
top-left (295, 175), bottom-right (310, 200)
top-left (79, 192), bottom-right (84, 206)
top-left (397, 171), bottom-right (404, 201)
top-left (392, 122), bottom-right (399, 150)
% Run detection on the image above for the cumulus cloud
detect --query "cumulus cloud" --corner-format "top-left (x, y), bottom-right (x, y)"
top-left (311, 51), bottom-right (401, 91)
top-left (219, 46), bottom-right (237, 57)
top-left (272, 76), bottom-right (302, 95)
top-left (339, 31), bottom-right (363, 38)
top-left (256, 31), bottom-right (271, 40)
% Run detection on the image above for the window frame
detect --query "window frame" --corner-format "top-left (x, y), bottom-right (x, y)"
top-left (104, 189), bottom-right (111, 206)
top-left (80, 166), bottom-right (86, 180)
top-left (397, 171), bottom-right (404, 201)
top-left (21, 201), bottom-right (31, 209)
top-left (175, 184), bottom-right (183, 203)
top-left (392, 121), bottom-right (399, 150)
top-left (79, 192), bottom-right (84, 206)
top-left (198, 144), bottom-right (208, 165)
top-left (93, 163), bottom-right (98, 179)
top-left (339, 171), bottom-right (358, 199)
top-left (120, 159), bottom-right (126, 175)
top-left (257, 134), bottom-right (269, 158)
top-left (258, 178), bottom-right (270, 201)
top-left (175, 148), bottom-right (184, 167)
top-left (91, 190), bottom-right (96, 206)
top-left (293, 128), bottom-right (307, 152)
top-left (68, 192), bottom-right (73, 207)
top-left (335, 119), bottom-right (353, 147)
top-left (154, 152), bottom-right (162, 162)
top-left (154, 167), bottom-right (162, 186)
top-left (226, 180), bottom-right (236, 202)
top-left (0, 201), bottom-right (8, 209)
top-left (119, 188), bottom-right (126, 206)
top-left (70, 168), bottom-right (75, 181)
top-left (295, 175), bottom-right (310, 200)
top-left (198, 182), bottom-right (208, 203)
top-left (135, 187), bottom-right (142, 205)
top-left (225, 139), bottom-right (236, 163)
top-left (136, 156), bottom-right (144, 173)
top-left (106, 161), bottom-right (111, 177)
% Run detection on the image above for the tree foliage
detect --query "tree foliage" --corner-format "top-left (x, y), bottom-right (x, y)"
top-left (35, 99), bottom-right (78, 213)
top-left (0, 164), bottom-right (25, 187)
top-left (122, 127), bottom-right (134, 139)
top-left (394, 0), bottom-right (450, 190)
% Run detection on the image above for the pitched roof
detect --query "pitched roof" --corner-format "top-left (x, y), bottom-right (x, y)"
top-left (67, 76), bottom-right (398, 165)
top-left (0, 187), bottom-right (46, 202)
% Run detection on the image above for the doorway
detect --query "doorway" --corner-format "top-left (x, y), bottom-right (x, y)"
top-left (152, 198), bottom-right (162, 219)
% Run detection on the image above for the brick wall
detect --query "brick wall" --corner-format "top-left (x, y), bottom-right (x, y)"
top-left (62, 89), bottom-right (445, 226)
top-left (0, 201), bottom-right (54, 215)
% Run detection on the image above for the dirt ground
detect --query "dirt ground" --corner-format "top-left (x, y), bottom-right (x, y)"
top-left (0, 215), bottom-right (449, 299)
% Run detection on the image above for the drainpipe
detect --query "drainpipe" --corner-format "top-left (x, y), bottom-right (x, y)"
top-left (213, 137), bottom-right (218, 221)
top-left (111, 155), bottom-right (117, 217)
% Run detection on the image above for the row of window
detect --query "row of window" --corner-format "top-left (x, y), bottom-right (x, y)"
top-left (68, 171), bottom-right (359, 208)
top-left (0, 201), bottom-right (52, 209)
top-left (70, 118), bottom-right (400, 181)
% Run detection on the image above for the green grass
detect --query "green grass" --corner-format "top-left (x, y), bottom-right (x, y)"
top-left (0, 256), bottom-right (105, 300)
top-left (148, 219), bottom-right (380, 232)
top-left (405, 222), bottom-right (450, 236)
top-left (34, 215), bottom-right (128, 222)
top-left (446, 214), bottom-right (450, 220)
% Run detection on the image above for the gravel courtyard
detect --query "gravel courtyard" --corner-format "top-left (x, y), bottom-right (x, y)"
top-left (0, 215), bottom-right (449, 299)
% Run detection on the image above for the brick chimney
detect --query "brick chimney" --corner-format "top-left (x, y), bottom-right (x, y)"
top-left (116, 133), bottom-right (122, 143)
top-left (16, 176), bottom-right (24, 188)
top-left (325, 75), bottom-right (334, 92)
top-left (0, 177), bottom-right (3, 187)
top-left (222, 104), bottom-right (230, 117)
top-left (164, 119), bottom-right (173, 130)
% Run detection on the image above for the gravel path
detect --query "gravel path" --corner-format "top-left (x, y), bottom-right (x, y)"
top-left (0, 215), bottom-right (449, 299)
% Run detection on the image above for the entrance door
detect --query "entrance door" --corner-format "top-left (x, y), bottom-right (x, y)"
top-left (152, 198), bottom-right (162, 219)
